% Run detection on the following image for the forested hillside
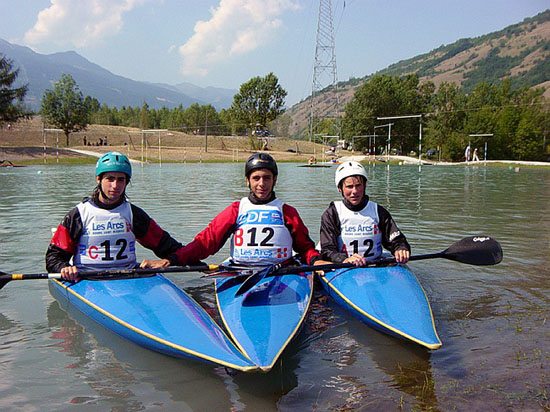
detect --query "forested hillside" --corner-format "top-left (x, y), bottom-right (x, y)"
top-left (287, 10), bottom-right (550, 144)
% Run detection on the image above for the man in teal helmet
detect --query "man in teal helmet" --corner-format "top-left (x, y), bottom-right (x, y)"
top-left (94, 152), bottom-right (132, 204)
top-left (46, 152), bottom-right (184, 281)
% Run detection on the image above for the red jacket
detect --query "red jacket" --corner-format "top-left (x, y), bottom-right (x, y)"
top-left (174, 199), bottom-right (321, 265)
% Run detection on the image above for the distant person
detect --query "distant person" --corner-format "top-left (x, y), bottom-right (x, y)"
top-left (308, 156), bottom-right (316, 165)
top-left (465, 145), bottom-right (471, 162)
top-left (320, 161), bottom-right (410, 266)
top-left (83, 136), bottom-right (87, 146)
top-left (104, 136), bottom-right (108, 146)
top-left (472, 148), bottom-right (480, 162)
top-left (45, 152), bottom-right (185, 281)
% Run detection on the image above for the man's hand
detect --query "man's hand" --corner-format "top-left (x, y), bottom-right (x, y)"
top-left (394, 249), bottom-right (410, 264)
top-left (140, 259), bottom-right (170, 269)
top-left (60, 265), bottom-right (79, 282)
top-left (312, 259), bottom-right (333, 276)
top-left (343, 253), bottom-right (366, 267)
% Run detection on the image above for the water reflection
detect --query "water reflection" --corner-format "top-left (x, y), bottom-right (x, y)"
top-left (1, 163), bottom-right (549, 411)
top-left (47, 286), bottom-right (243, 410)
top-left (47, 279), bottom-right (303, 411)
top-left (287, 293), bottom-right (439, 411)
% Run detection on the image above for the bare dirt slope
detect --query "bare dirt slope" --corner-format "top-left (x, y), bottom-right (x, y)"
top-left (0, 116), bottom-right (330, 163)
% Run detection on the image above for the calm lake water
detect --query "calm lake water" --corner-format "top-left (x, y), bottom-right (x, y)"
top-left (0, 162), bottom-right (548, 411)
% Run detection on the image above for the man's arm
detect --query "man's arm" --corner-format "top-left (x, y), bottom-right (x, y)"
top-left (378, 205), bottom-right (410, 255)
top-left (319, 202), bottom-right (348, 263)
top-left (131, 204), bottom-right (183, 259)
top-left (282, 204), bottom-right (322, 265)
top-left (45, 207), bottom-right (82, 273)
top-left (171, 202), bottom-right (239, 265)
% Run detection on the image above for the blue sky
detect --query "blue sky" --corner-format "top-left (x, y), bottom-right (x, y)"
top-left (0, 0), bottom-right (548, 107)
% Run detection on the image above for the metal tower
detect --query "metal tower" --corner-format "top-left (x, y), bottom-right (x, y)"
top-left (310, 0), bottom-right (339, 141)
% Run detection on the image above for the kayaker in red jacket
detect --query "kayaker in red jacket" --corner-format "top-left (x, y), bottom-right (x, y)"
top-left (46, 152), bottom-right (184, 281)
top-left (145, 153), bottom-right (331, 269)
top-left (320, 161), bottom-right (410, 266)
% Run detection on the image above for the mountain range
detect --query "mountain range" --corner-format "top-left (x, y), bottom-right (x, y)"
top-left (2, 9), bottom-right (549, 133)
top-left (0, 38), bottom-right (237, 112)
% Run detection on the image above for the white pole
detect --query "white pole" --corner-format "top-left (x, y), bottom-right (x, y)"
top-left (387, 123), bottom-right (391, 162)
top-left (141, 132), bottom-right (144, 164)
top-left (419, 121), bottom-right (422, 165)
top-left (43, 129), bottom-right (46, 164)
top-left (469, 134), bottom-right (493, 165)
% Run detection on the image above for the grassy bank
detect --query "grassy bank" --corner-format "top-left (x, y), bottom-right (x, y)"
top-left (2, 116), bottom-right (549, 168)
top-left (0, 116), bottom-right (333, 164)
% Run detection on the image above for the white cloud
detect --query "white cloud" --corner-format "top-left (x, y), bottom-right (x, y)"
top-left (23, 0), bottom-right (148, 48)
top-left (179, 0), bottom-right (300, 77)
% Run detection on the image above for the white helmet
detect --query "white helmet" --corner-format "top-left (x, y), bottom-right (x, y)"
top-left (334, 161), bottom-right (368, 188)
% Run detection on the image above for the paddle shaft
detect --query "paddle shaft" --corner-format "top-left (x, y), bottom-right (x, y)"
top-left (0, 264), bottom-right (218, 287)
top-left (258, 243), bottom-right (499, 277)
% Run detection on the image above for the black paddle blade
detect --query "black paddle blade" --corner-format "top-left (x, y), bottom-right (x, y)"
top-left (234, 265), bottom-right (277, 297)
top-left (0, 272), bottom-right (11, 290)
top-left (443, 236), bottom-right (503, 265)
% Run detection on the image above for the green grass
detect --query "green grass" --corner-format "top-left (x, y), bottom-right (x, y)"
top-left (13, 156), bottom-right (98, 166)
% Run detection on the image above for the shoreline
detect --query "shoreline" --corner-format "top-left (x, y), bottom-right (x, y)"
top-left (1, 146), bottom-right (548, 168)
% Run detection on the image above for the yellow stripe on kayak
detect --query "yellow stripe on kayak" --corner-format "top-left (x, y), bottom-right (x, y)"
top-left (321, 275), bottom-right (442, 350)
top-left (215, 272), bottom-right (314, 372)
top-left (51, 279), bottom-right (258, 372)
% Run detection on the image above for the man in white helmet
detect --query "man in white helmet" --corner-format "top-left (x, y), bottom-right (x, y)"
top-left (320, 161), bottom-right (410, 266)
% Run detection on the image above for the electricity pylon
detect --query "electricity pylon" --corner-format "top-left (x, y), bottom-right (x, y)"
top-left (309, 0), bottom-right (340, 142)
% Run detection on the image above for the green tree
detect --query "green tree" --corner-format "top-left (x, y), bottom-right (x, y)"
top-left (231, 73), bottom-right (287, 134)
top-left (425, 82), bottom-right (467, 160)
top-left (41, 74), bottom-right (89, 145)
top-left (342, 74), bottom-right (432, 153)
top-left (183, 103), bottom-right (201, 133)
top-left (0, 54), bottom-right (29, 125)
top-left (219, 107), bottom-right (240, 136)
top-left (139, 102), bottom-right (150, 130)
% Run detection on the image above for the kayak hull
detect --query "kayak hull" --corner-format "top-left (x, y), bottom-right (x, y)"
top-left (215, 271), bottom-right (313, 372)
top-left (49, 274), bottom-right (258, 371)
top-left (320, 265), bottom-right (441, 350)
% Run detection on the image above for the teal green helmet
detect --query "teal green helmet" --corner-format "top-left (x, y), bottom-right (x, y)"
top-left (95, 152), bottom-right (132, 178)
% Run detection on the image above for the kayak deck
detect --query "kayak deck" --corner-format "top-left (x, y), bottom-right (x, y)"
top-left (215, 271), bottom-right (313, 372)
top-left (49, 274), bottom-right (258, 371)
top-left (320, 265), bottom-right (441, 350)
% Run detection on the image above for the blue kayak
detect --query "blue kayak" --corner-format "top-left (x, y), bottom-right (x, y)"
top-left (319, 265), bottom-right (441, 350)
top-left (215, 270), bottom-right (313, 372)
top-left (49, 274), bottom-right (259, 371)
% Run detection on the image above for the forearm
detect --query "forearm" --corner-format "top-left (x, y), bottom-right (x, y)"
top-left (283, 204), bottom-right (321, 265)
top-left (172, 203), bottom-right (238, 265)
top-left (45, 244), bottom-right (73, 273)
top-left (320, 204), bottom-right (347, 263)
top-left (378, 206), bottom-right (410, 254)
